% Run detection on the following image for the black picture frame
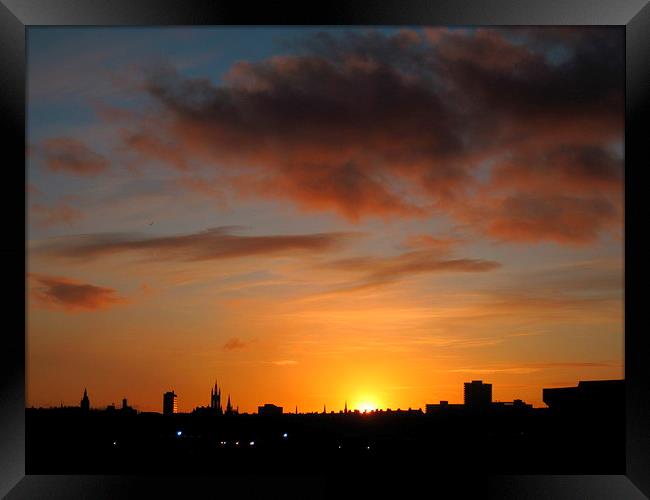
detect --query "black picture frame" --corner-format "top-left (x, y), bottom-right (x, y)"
top-left (2, 1), bottom-right (649, 498)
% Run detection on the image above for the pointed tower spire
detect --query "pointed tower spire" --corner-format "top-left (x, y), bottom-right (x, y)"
top-left (344, 400), bottom-right (347, 413)
top-left (80, 387), bottom-right (90, 411)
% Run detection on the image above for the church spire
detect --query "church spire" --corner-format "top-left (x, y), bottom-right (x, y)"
top-left (80, 388), bottom-right (90, 411)
top-left (344, 400), bottom-right (347, 413)
top-left (211, 379), bottom-right (222, 414)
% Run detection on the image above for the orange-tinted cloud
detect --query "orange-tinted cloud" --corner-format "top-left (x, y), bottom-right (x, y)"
top-left (484, 195), bottom-right (618, 245)
top-left (28, 274), bottom-right (125, 312)
top-left (119, 129), bottom-right (191, 171)
top-left (400, 234), bottom-right (462, 252)
top-left (26, 183), bottom-right (44, 197)
top-left (449, 361), bottom-right (617, 375)
top-left (490, 144), bottom-right (623, 193)
top-left (107, 28), bottom-right (622, 244)
top-left (34, 226), bottom-right (359, 262)
top-left (270, 360), bottom-right (298, 366)
top-left (30, 202), bottom-right (84, 228)
top-left (37, 137), bottom-right (109, 175)
top-left (223, 337), bottom-right (249, 350)
top-left (324, 249), bottom-right (500, 291)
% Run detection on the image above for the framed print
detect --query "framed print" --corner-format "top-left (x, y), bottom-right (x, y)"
top-left (2, 0), bottom-right (649, 498)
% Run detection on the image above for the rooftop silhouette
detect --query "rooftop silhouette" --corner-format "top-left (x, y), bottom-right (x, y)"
top-left (26, 378), bottom-right (624, 474)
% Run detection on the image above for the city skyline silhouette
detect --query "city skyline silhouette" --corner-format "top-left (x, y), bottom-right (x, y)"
top-left (26, 377), bottom-right (625, 474)
top-left (31, 377), bottom-right (623, 415)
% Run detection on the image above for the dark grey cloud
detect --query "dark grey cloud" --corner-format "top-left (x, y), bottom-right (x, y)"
top-left (108, 27), bottom-right (623, 244)
top-left (33, 226), bottom-right (359, 262)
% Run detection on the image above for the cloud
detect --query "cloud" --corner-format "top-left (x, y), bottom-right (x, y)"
top-left (30, 202), bottom-right (84, 229)
top-left (490, 144), bottom-right (623, 193)
top-left (28, 273), bottom-right (125, 312)
top-left (104, 27), bottom-right (622, 245)
top-left (399, 234), bottom-right (463, 251)
top-left (223, 337), bottom-right (249, 350)
top-left (119, 28), bottom-right (623, 243)
top-left (139, 282), bottom-right (156, 297)
top-left (271, 360), bottom-right (298, 366)
top-left (449, 361), bottom-right (616, 375)
top-left (37, 137), bottom-right (109, 175)
top-left (323, 249), bottom-right (501, 291)
top-left (33, 226), bottom-right (359, 262)
top-left (26, 183), bottom-right (44, 197)
top-left (484, 194), bottom-right (618, 245)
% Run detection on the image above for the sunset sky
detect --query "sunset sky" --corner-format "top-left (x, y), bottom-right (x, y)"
top-left (26, 27), bottom-right (624, 412)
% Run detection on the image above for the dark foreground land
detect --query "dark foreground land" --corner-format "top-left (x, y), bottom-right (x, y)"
top-left (26, 407), bottom-right (623, 474)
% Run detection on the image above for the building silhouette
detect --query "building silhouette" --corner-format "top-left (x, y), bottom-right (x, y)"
top-left (543, 379), bottom-right (624, 412)
top-left (163, 391), bottom-right (178, 416)
top-left (80, 388), bottom-right (90, 411)
top-left (193, 380), bottom-right (239, 416)
top-left (464, 380), bottom-right (492, 408)
top-left (225, 394), bottom-right (237, 415)
top-left (210, 381), bottom-right (222, 415)
top-left (258, 403), bottom-right (282, 416)
top-left (121, 397), bottom-right (137, 415)
top-left (425, 401), bottom-right (464, 414)
top-left (492, 399), bottom-right (533, 412)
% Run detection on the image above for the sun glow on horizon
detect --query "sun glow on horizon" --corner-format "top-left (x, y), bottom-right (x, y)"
top-left (356, 401), bottom-right (379, 412)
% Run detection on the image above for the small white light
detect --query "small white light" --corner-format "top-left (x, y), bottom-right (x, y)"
top-left (249, 441), bottom-right (255, 446)
top-left (235, 441), bottom-right (239, 445)
top-left (338, 445), bottom-right (341, 449)
top-left (283, 433), bottom-right (288, 438)
top-left (367, 446), bottom-right (370, 450)
top-left (113, 442), bottom-right (117, 446)
top-left (176, 431), bottom-right (182, 436)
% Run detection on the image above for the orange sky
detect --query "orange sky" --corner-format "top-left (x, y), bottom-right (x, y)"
top-left (26, 27), bottom-right (624, 412)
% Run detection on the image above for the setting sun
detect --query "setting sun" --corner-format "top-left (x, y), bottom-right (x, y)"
top-left (356, 402), bottom-right (379, 412)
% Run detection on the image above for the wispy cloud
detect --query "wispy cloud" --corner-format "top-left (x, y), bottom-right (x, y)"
top-left (449, 361), bottom-right (617, 375)
top-left (36, 137), bottom-right (109, 175)
top-left (30, 202), bottom-right (84, 228)
top-left (269, 360), bottom-right (298, 366)
top-left (28, 273), bottom-right (126, 312)
top-left (223, 337), bottom-right (251, 350)
top-left (316, 249), bottom-right (500, 293)
top-left (33, 226), bottom-right (360, 263)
